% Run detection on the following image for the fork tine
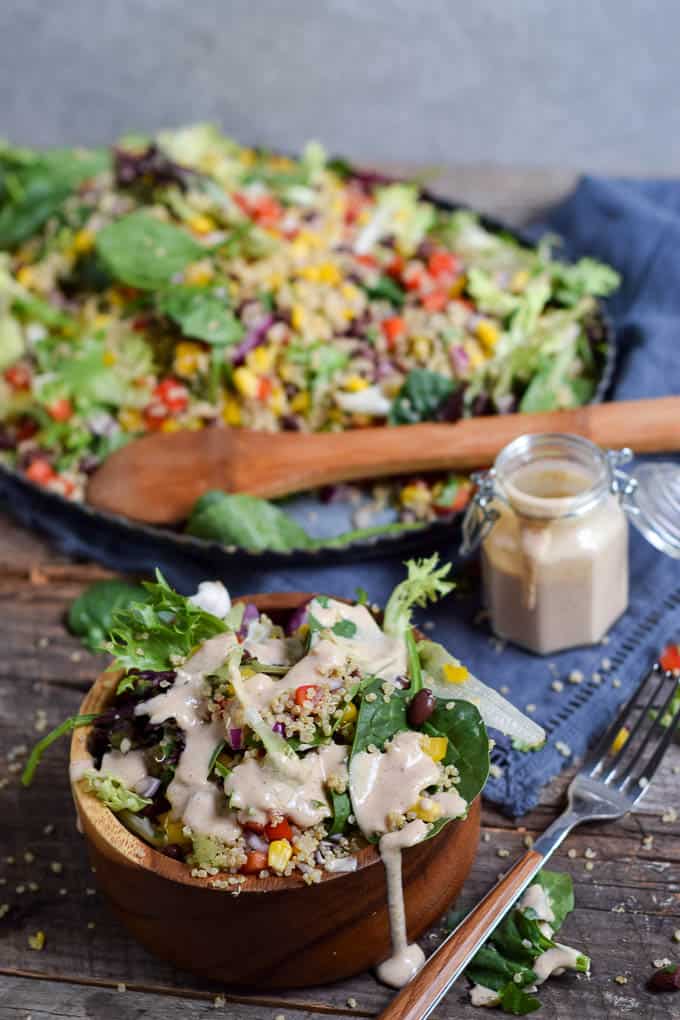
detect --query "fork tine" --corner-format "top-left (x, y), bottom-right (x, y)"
top-left (601, 668), bottom-right (670, 782)
top-left (619, 677), bottom-right (680, 792)
top-left (630, 700), bottom-right (680, 803)
top-left (584, 664), bottom-right (660, 775)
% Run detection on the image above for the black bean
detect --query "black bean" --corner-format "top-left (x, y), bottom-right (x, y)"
top-left (408, 688), bottom-right (435, 727)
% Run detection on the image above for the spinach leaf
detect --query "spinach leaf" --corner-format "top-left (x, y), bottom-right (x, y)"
top-left (68, 579), bottom-right (148, 652)
top-left (534, 870), bottom-right (574, 928)
top-left (351, 676), bottom-right (410, 757)
top-left (106, 569), bottom-right (227, 671)
top-left (423, 699), bottom-right (489, 804)
top-left (497, 983), bottom-right (541, 1015)
top-left (187, 492), bottom-right (312, 553)
top-left (389, 369), bottom-right (456, 425)
top-left (157, 285), bottom-right (244, 345)
top-left (95, 211), bottom-right (204, 290)
top-left (0, 145), bottom-right (109, 248)
top-left (185, 490), bottom-right (422, 552)
top-left (328, 790), bottom-right (351, 836)
top-left (363, 274), bottom-right (406, 307)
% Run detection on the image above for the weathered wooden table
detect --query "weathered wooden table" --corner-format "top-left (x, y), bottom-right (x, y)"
top-left (1, 169), bottom-right (679, 1020)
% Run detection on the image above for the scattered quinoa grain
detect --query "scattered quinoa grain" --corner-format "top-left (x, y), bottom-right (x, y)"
top-left (614, 975), bottom-right (628, 985)
top-left (27, 931), bottom-right (45, 951)
top-left (555, 740), bottom-right (571, 758)
top-left (584, 861), bottom-right (594, 872)
top-left (117, 983), bottom-right (126, 993)
top-left (568, 670), bottom-right (584, 685)
top-left (584, 847), bottom-right (597, 859)
top-left (525, 703), bottom-right (536, 714)
top-left (661, 808), bottom-right (677, 823)
top-left (497, 849), bottom-right (510, 858)
top-left (653, 958), bottom-right (672, 969)
top-left (601, 658), bottom-right (612, 671)
top-left (213, 995), bottom-right (225, 1008)
top-left (50, 861), bottom-right (62, 874)
top-left (567, 848), bottom-right (577, 859)
top-left (612, 678), bottom-right (621, 688)
top-left (672, 930), bottom-right (680, 943)
top-left (551, 680), bottom-right (564, 693)
top-left (347, 998), bottom-right (358, 1009)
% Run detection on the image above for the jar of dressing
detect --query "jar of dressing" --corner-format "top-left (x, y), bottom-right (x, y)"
top-left (461, 433), bottom-right (680, 655)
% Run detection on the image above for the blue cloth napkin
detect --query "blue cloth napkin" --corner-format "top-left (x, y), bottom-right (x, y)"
top-left (192, 176), bottom-right (680, 817)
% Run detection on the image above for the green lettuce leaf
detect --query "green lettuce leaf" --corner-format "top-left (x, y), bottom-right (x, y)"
top-left (550, 257), bottom-right (620, 307)
top-left (84, 770), bottom-right (152, 813)
top-left (95, 210), bottom-right (204, 289)
top-left (383, 554), bottom-right (454, 637)
top-left (106, 569), bottom-right (227, 671)
top-left (21, 714), bottom-right (100, 786)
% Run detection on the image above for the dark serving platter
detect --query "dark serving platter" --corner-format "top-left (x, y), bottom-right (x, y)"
top-left (0, 194), bottom-right (616, 579)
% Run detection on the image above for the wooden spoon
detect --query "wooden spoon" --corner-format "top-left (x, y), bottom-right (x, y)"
top-left (87, 396), bottom-right (680, 524)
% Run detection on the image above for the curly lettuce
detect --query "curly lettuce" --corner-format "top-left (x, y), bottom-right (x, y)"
top-left (84, 771), bottom-right (151, 813)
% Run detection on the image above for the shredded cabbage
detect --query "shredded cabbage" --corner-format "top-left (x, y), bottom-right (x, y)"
top-left (84, 771), bottom-right (151, 813)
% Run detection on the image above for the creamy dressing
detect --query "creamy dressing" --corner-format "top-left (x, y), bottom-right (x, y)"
top-left (70, 756), bottom-right (94, 783)
top-left (310, 599), bottom-right (408, 682)
top-left (243, 636), bottom-right (301, 665)
top-left (518, 883), bottom-right (555, 923)
top-left (375, 820), bottom-right (428, 987)
top-left (469, 985), bottom-right (501, 1007)
top-left (100, 749), bottom-right (148, 790)
top-left (134, 633), bottom-right (241, 840)
top-left (350, 730), bottom-right (440, 836)
top-left (532, 944), bottom-right (584, 983)
top-left (227, 742), bottom-right (347, 827)
top-left (482, 459), bottom-right (628, 654)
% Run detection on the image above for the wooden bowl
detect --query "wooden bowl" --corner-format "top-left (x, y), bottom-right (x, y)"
top-left (70, 592), bottom-right (481, 988)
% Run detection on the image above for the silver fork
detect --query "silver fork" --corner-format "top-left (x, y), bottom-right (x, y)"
top-left (379, 663), bottom-right (680, 1020)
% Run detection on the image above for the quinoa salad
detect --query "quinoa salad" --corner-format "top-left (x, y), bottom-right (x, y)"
top-left (0, 125), bottom-right (619, 525)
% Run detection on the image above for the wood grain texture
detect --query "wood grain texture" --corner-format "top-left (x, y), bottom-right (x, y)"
top-left (378, 849), bottom-right (545, 1020)
top-left (85, 397), bottom-right (680, 524)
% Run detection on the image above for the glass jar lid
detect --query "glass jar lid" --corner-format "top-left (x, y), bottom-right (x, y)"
top-left (626, 461), bottom-right (680, 558)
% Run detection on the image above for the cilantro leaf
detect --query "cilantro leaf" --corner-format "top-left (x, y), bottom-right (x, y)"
top-left (332, 619), bottom-right (357, 638)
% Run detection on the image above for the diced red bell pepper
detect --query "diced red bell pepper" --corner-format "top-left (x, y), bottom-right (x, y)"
top-left (403, 266), bottom-right (426, 291)
top-left (355, 253), bottom-right (378, 268)
top-left (25, 458), bottom-right (55, 486)
top-left (427, 250), bottom-right (460, 280)
top-left (143, 403), bottom-right (169, 430)
top-left (386, 254), bottom-right (405, 279)
top-left (421, 289), bottom-right (449, 313)
top-left (47, 397), bottom-right (73, 422)
top-left (381, 316), bottom-right (406, 347)
top-left (264, 818), bottom-right (292, 842)
top-left (243, 820), bottom-right (266, 834)
top-left (294, 684), bottom-right (321, 707)
top-left (4, 363), bottom-right (31, 390)
top-left (257, 377), bottom-right (273, 401)
top-left (660, 643), bottom-right (680, 673)
top-left (154, 378), bottom-right (189, 414)
top-left (241, 850), bottom-right (268, 875)
top-left (250, 194), bottom-right (283, 227)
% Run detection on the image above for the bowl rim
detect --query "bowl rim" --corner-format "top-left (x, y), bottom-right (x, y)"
top-left (70, 590), bottom-right (478, 894)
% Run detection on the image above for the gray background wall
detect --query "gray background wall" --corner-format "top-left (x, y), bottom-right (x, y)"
top-left (1, 0), bottom-right (678, 173)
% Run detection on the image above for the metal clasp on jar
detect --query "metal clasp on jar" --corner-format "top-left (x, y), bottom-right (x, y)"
top-left (460, 469), bottom-right (500, 555)
top-left (606, 447), bottom-right (639, 515)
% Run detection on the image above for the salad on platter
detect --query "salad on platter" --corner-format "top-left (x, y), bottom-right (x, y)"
top-left (24, 556), bottom-right (548, 988)
top-left (0, 126), bottom-right (619, 533)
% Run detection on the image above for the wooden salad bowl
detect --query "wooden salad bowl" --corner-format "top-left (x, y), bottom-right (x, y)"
top-left (70, 592), bottom-right (481, 988)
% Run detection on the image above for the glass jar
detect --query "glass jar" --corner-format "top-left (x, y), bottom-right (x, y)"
top-left (462, 434), bottom-right (637, 655)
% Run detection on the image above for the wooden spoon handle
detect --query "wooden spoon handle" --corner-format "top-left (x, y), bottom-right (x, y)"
top-left (378, 849), bottom-right (545, 1020)
top-left (255, 396), bottom-right (680, 498)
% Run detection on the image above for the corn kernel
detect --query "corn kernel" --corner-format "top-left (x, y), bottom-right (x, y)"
top-left (290, 304), bottom-right (306, 331)
top-left (247, 345), bottom-right (275, 374)
top-left (341, 283), bottom-right (360, 302)
top-left (420, 735), bottom-right (448, 762)
top-left (102, 350), bottom-right (117, 367)
top-left (410, 797), bottom-right (444, 823)
top-left (344, 375), bottom-right (369, 393)
top-left (106, 287), bottom-right (127, 308)
top-left (339, 702), bottom-right (358, 727)
top-left (222, 397), bottom-right (242, 426)
top-left (475, 319), bottom-right (500, 350)
top-left (184, 263), bottom-right (214, 286)
top-left (94, 313), bottom-right (112, 330)
top-left (174, 340), bottom-right (205, 378)
top-left (443, 663), bottom-right (469, 684)
top-left (299, 264), bottom-right (321, 283)
top-left (16, 265), bottom-right (36, 288)
top-left (161, 418), bottom-right (181, 433)
top-left (267, 271), bottom-right (284, 290)
top-left (610, 726), bottom-right (629, 754)
top-left (118, 408), bottom-right (144, 432)
top-left (232, 366), bottom-right (259, 399)
top-left (73, 229), bottom-right (95, 254)
top-left (463, 340), bottom-right (486, 370)
top-left (239, 148), bottom-right (256, 167)
top-left (400, 483), bottom-right (431, 511)
top-left (268, 838), bottom-right (293, 873)
top-left (449, 274), bottom-right (466, 298)
top-left (317, 262), bottom-right (341, 286)
top-left (269, 385), bottom-right (286, 416)
top-left (511, 269), bottom-right (530, 291)
top-left (188, 214), bottom-right (215, 235)
top-left (158, 812), bottom-right (191, 845)
top-left (290, 391), bottom-right (309, 413)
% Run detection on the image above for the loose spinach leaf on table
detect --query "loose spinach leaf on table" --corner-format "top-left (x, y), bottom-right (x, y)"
top-left (389, 368), bottom-right (456, 425)
top-left (157, 285), bottom-right (244, 345)
top-left (423, 699), bottom-right (490, 804)
top-left (185, 490), bottom-right (422, 553)
top-left (0, 144), bottom-right (110, 248)
top-left (68, 579), bottom-right (149, 652)
top-left (95, 211), bottom-right (204, 290)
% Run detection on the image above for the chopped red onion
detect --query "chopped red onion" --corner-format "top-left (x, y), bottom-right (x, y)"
top-left (238, 602), bottom-right (260, 638)
top-left (449, 345), bottom-right (469, 376)
top-left (230, 314), bottom-right (275, 366)
top-left (134, 776), bottom-right (161, 799)
top-left (285, 602), bottom-right (310, 635)
top-left (272, 721), bottom-right (287, 737)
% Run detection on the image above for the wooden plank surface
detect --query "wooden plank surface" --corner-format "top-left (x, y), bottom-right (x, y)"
top-left (2, 166), bottom-right (680, 1020)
